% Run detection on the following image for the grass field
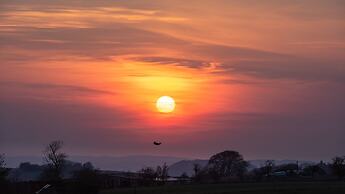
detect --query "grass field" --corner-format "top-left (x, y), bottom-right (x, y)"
top-left (101, 182), bottom-right (345, 194)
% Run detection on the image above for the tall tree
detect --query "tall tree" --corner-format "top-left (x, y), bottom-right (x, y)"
top-left (208, 150), bottom-right (248, 179)
top-left (155, 163), bottom-right (167, 183)
top-left (155, 165), bottom-right (162, 180)
top-left (42, 140), bottom-right (67, 181)
top-left (160, 163), bottom-right (169, 183)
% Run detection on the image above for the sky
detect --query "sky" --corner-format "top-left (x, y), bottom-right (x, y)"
top-left (0, 0), bottom-right (344, 161)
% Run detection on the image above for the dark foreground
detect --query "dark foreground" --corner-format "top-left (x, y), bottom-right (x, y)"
top-left (101, 182), bottom-right (345, 194)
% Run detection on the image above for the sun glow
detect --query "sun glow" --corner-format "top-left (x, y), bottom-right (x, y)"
top-left (156, 96), bottom-right (175, 113)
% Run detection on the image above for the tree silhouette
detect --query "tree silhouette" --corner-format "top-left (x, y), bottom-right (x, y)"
top-left (0, 154), bottom-right (4, 167)
top-left (139, 163), bottom-right (169, 185)
top-left (0, 154), bottom-right (8, 183)
top-left (302, 164), bottom-right (325, 178)
top-left (156, 165), bottom-right (162, 179)
top-left (192, 163), bottom-right (202, 182)
top-left (207, 150), bottom-right (248, 180)
top-left (331, 156), bottom-right (345, 180)
top-left (139, 167), bottom-right (156, 185)
top-left (264, 160), bottom-right (275, 177)
top-left (41, 140), bottom-right (67, 181)
top-left (73, 162), bottom-right (101, 194)
top-left (160, 163), bottom-right (169, 183)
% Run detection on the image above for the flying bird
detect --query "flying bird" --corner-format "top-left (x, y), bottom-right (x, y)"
top-left (153, 141), bottom-right (162, 145)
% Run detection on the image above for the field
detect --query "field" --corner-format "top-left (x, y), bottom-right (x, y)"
top-left (101, 182), bottom-right (345, 194)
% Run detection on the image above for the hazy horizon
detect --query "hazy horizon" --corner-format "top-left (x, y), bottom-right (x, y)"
top-left (1, 150), bottom-right (338, 164)
top-left (4, 154), bottom-right (320, 171)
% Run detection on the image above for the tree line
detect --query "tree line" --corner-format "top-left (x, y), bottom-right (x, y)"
top-left (1, 141), bottom-right (345, 194)
top-left (1, 141), bottom-right (102, 194)
top-left (190, 151), bottom-right (345, 183)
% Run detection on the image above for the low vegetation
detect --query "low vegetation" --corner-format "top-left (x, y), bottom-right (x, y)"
top-left (101, 182), bottom-right (345, 194)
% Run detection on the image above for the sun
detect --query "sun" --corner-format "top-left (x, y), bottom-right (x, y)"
top-left (156, 96), bottom-right (175, 113)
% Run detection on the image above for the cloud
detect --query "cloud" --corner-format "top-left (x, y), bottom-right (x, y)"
top-left (219, 58), bottom-right (345, 83)
top-left (0, 81), bottom-right (115, 95)
top-left (1, 1), bottom-right (343, 84)
top-left (131, 56), bottom-right (210, 69)
top-left (0, 24), bottom-right (189, 63)
top-left (0, 2), bottom-right (186, 30)
top-left (129, 44), bottom-right (345, 83)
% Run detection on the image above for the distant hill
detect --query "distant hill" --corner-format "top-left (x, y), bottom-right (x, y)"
top-left (168, 159), bottom-right (208, 177)
top-left (5, 155), bottom-right (188, 171)
top-left (69, 155), bottom-right (188, 171)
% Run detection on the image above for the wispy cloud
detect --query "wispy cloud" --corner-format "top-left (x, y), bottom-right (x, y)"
top-left (1, 0), bottom-right (343, 83)
top-left (0, 4), bottom-right (186, 30)
top-left (0, 81), bottom-right (115, 95)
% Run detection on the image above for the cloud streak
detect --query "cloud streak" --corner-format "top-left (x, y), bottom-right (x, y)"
top-left (0, 81), bottom-right (115, 95)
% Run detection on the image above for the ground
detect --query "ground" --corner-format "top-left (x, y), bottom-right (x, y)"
top-left (101, 182), bottom-right (345, 194)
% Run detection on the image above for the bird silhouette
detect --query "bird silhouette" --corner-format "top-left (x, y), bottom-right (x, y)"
top-left (153, 141), bottom-right (162, 145)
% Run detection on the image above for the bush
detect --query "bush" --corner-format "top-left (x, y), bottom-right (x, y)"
top-left (72, 162), bottom-right (102, 194)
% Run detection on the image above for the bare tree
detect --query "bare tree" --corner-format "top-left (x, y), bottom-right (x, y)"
top-left (154, 163), bottom-right (169, 183)
top-left (139, 167), bottom-right (156, 185)
top-left (160, 163), bottom-right (169, 183)
top-left (155, 165), bottom-right (162, 180)
top-left (42, 140), bottom-right (67, 181)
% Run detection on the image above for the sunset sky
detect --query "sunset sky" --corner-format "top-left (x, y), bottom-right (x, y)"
top-left (1, 0), bottom-right (344, 161)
